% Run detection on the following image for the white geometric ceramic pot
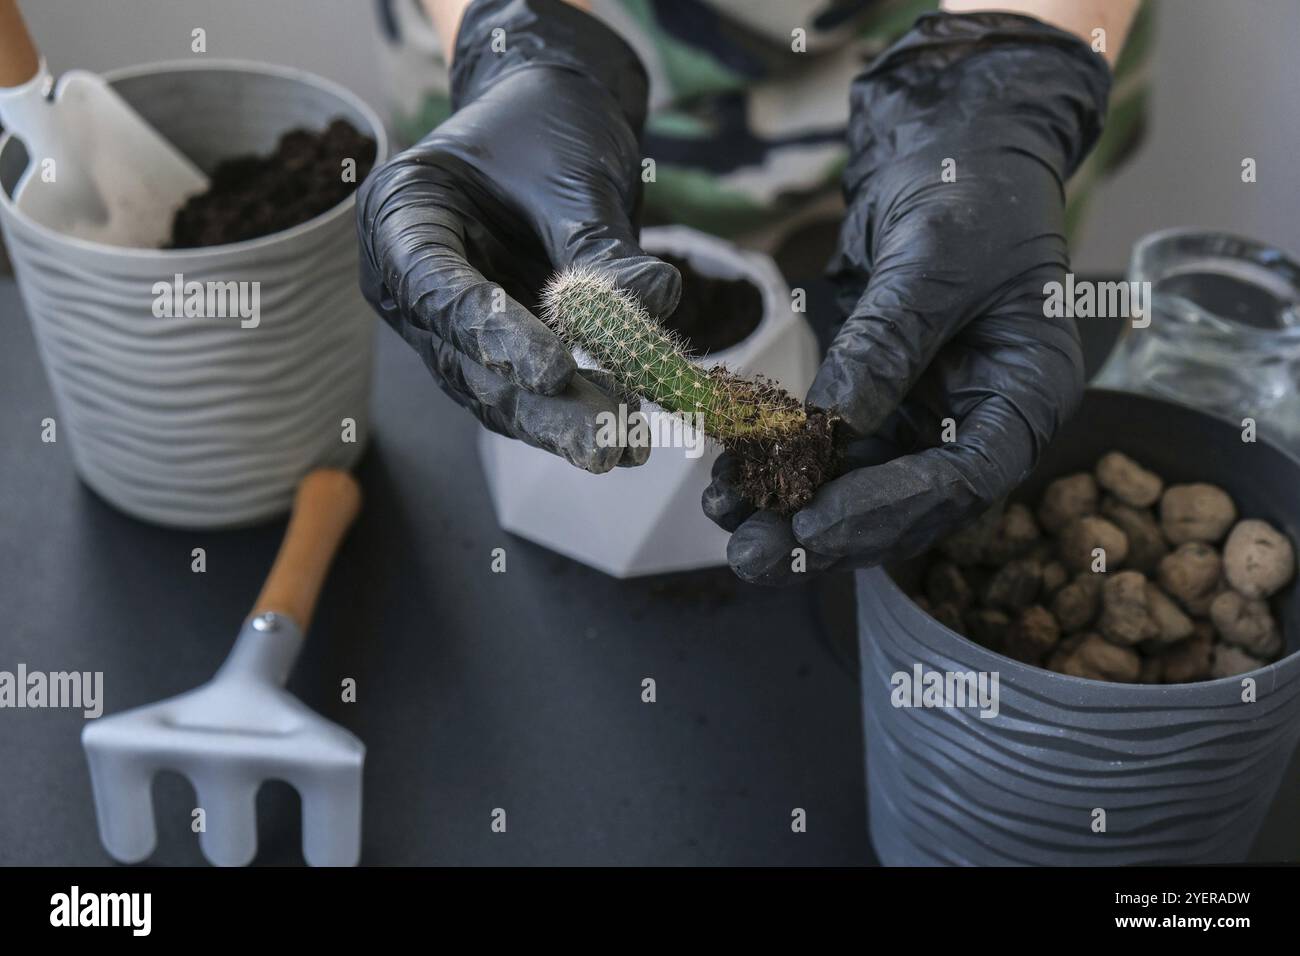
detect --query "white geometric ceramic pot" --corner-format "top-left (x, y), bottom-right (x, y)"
top-left (0, 60), bottom-right (387, 529)
top-left (480, 226), bottom-right (819, 578)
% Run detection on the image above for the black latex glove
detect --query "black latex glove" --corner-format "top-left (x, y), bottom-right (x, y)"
top-left (357, 0), bottom-right (680, 472)
top-left (703, 12), bottom-right (1111, 585)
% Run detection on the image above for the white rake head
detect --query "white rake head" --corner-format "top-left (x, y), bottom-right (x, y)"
top-left (83, 614), bottom-right (364, 867)
top-left (82, 469), bottom-right (365, 867)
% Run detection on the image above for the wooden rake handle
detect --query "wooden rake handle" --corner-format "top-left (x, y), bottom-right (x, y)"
top-left (0, 0), bottom-right (40, 88)
top-left (252, 468), bottom-right (362, 633)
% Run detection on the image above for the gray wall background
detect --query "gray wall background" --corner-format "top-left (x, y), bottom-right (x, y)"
top-left (15, 0), bottom-right (1300, 273)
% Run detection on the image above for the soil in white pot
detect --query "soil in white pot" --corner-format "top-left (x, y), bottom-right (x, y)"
top-left (656, 252), bottom-right (762, 355)
top-left (168, 118), bottom-right (376, 248)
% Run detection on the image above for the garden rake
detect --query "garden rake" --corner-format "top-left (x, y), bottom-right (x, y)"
top-left (82, 468), bottom-right (365, 866)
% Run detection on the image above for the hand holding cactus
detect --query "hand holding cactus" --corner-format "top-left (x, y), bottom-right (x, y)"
top-left (702, 13), bottom-right (1110, 585)
top-left (356, 0), bottom-right (680, 475)
top-left (542, 268), bottom-right (838, 514)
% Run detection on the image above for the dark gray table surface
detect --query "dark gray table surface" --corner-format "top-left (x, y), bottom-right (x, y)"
top-left (2, 277), bottom-right (1295, 866)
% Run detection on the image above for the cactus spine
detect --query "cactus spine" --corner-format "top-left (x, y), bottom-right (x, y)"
top-left (541, 268), bottom-right (806, 447)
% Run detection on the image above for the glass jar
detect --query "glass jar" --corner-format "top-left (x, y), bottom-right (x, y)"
top-left (1095, 229), bottom-right (1300, 455)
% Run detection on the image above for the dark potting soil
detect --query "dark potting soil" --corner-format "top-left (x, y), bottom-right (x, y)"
top-left (168, 119), bottom-right (377, 248)
top-left (654, 255), bottom-right (838, 514)
top-left (658, 253), bottom-right (763, 356)
top-left (737, 407), bottom-right (839, 516)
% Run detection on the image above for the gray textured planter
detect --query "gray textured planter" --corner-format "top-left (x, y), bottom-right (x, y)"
top-left (0, 61), bottom-right (386, 528)
top-left (856, 389), bottom-right (1300, 865)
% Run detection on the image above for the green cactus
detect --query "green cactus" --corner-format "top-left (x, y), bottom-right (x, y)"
top-left (541, 266), bottom-right (839, 514)
top-left (541, 267), bottom-right (806, 446)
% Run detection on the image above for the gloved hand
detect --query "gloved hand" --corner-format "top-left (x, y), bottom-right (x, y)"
top-left (357, 0), bottom-right (679, 472)
top-left (703, 12), bottom-right (1112, 585)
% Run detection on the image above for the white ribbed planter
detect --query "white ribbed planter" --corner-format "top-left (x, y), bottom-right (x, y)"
top-left (0, 60), bottom-right (387, 528)
top-left (480, 226), bottom-right (819, 578)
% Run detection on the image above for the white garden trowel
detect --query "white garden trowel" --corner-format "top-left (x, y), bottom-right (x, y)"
top-left (82, 469), bottom-right (366, 867)
top-left (0, 0), bottom-right (208, 247)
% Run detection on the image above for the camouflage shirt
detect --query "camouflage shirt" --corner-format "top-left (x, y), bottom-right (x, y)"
top-left (373, 0), bottom-right (1152, 248)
